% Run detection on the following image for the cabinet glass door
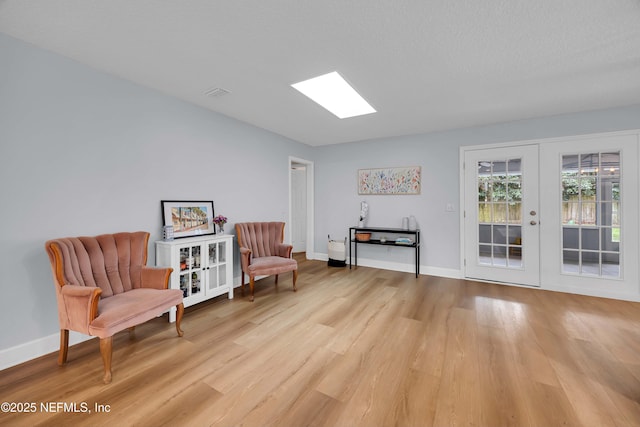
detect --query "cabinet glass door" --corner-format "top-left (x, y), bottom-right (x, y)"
top-left (207, 242), bottom-right (219, 291)
top-left (178, 245), bottom-right (203, 298)
top-left (207, 241), bottom-right (228, 291)
top-left (218, 241), bottom-right (227, 287)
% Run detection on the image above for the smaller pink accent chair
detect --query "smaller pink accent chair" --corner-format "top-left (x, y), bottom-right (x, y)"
top-left (235, 222), bottom-right (298, 301)
top-left (45, 231), bottom-right (184, 383)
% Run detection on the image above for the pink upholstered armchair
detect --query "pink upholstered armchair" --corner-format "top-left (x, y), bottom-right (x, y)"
top-left (45, 231), bottom-right (184, 383)
top-left (235, 222), bottom-right (298, 301)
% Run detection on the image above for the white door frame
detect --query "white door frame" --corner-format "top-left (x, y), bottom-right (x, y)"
top-left (289, 156), bottom-right (315, 258)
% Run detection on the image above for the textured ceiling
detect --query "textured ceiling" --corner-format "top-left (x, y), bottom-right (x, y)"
top-left (2, 0), bottom-right (640, 146)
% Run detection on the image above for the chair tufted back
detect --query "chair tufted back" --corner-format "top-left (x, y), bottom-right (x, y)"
top-left (45, 231), bottom-right (149, 297)
top-left (235, 222), bottom-right (285, 258)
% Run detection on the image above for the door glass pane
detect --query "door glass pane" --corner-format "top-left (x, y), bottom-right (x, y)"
top-left (580, 154), bottom-right (599, 176)
top-left (493, 246), bottom-right (507, 266)
top-left (479, 245), bottom-right (492, 264)
top-left (508, 203), bottom-right (521, 224)
top-left (493, 225), bottom-right (506, 245)
top-left (478, 178), bottom-right (491, 202)
top-left (580, 252), bottom-right (600, 275)
top-left (492, 184), bottom-right (507, 202)
top-left (508, 225), bottom-right (522, 267)
top-left (492, 203), bottom-right (507, 224)
top-left (600, 228), bottom-right (619, 252)
top-left (478, 203), bottom-right (491, 222)
top-left (562, 202), bottom-right (579, 225)
top-left (493, 161), bottom-right (507, 180)
top-left (562, 227), bottom-right (579, 249)
top-left (602, 253), bottom-right (620, 278)
top-left (580, 202), bottom-right (596, 225)
top-left (508, 226), bottom-right (522, 245)
top-left (563, 250), bottom-right (579, 273)
top-left (478, 161), bottom-right (492, 176)
top-left (479, 225), bottom-right (491, 243)
top-left (508, 248), bottom-right (522, 267)
top-left (561, 151), bottom-right (621, 278)
top-left (507, 158), bottom-right (521, 174)
top-left (581, 228), bottom-right (599, 251)
top-left (600, 202), bottom-right (612, 223)
top-left (476, 158), bottom-right (524, 269)
top-left (507, 181), bottom-right (522, 202)
top-left (601, 152), bottom-right (620, 174)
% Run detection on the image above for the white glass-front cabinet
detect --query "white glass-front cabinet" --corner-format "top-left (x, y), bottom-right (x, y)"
top-left (156, 234), bottom-right (233, 322)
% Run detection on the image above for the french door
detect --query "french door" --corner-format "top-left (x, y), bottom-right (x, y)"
top-left (539, 134), bottom-right (639, 297)
top-left (464, 133), bottom-right (639, 298)
top-left (464, 145), bottom-right (540, 286)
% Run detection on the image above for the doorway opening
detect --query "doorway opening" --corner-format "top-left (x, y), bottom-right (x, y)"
top-left (289, 157), bottom-right (314, 258)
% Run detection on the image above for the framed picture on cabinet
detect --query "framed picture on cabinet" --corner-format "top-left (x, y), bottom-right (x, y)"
top-left (161, 200), bottom-right (215, 239)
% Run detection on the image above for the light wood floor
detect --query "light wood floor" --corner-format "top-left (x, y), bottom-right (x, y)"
top-left (2, 256), bottom-right (640, 426)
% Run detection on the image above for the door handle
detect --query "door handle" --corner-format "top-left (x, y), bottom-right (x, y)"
top-left (530, 220), bottom-right (537, 225)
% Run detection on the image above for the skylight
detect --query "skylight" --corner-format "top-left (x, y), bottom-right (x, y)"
top-left (291, 71), bottom-right (376, 119)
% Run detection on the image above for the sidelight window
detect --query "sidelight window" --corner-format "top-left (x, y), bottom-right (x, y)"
top-left (561, 152), bottom-right (620, 277)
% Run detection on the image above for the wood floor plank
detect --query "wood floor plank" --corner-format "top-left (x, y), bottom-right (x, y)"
top-left (326, 316), bottom-right (424, 426)
top-left (2, 258), bottom-right (640, 426)
top-left (476, 325), bottom-right (532, 427)
top-left (432, 306), bottom-right (483, 426)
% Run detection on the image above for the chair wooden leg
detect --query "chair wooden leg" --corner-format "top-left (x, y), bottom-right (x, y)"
top-left (100, 336), bottom-right (113, 384)
top-left (175, 303), bottom-right (184, 337)
top-left (58, 329), bottom-right (69, 366)
top-left (293, 270), bottom-right (298, 292)
top-left (249, 276), bottom-right (255, 302)
top-left (241, 271), bottom-right (245, 296)
top-left (275, 274), bottom-right (279, 285)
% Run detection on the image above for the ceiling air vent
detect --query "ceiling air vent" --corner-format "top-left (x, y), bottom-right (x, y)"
top-left (204, 87), bottom-right (231, 97)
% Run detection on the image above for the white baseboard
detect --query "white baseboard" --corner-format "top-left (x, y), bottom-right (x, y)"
top-left (543, 283), bottom-right (640, 302)
top-left (311, 252), bottom-right (462, 279)
top-left (306, 251), bottom-right (325, 261)
top-left (0, 331), bottom-right (93, 372)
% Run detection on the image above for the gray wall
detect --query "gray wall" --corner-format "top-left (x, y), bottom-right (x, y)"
top-left (0, 34), bottom-right (314, 351)
top-left (3, 31), bottom-right (640, 360)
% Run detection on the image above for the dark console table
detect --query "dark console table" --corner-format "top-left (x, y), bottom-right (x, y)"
top-left (348, 226), bottom-right (420, 277)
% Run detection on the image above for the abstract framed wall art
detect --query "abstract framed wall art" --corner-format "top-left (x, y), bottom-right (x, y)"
top-left (161, 200), bottom-right (215, 238)
top-left (358, 166), bottom-right (421, 195)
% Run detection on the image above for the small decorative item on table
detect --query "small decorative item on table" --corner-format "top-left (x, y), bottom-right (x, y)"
top-left (358, 201), bottom-right (369, 227)
top-left (163, 225), bottom-right (174, 241)
top-left (355, 232), bottom-right (371, 242)
top-left (213, 215), bottom-right (228, 234)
